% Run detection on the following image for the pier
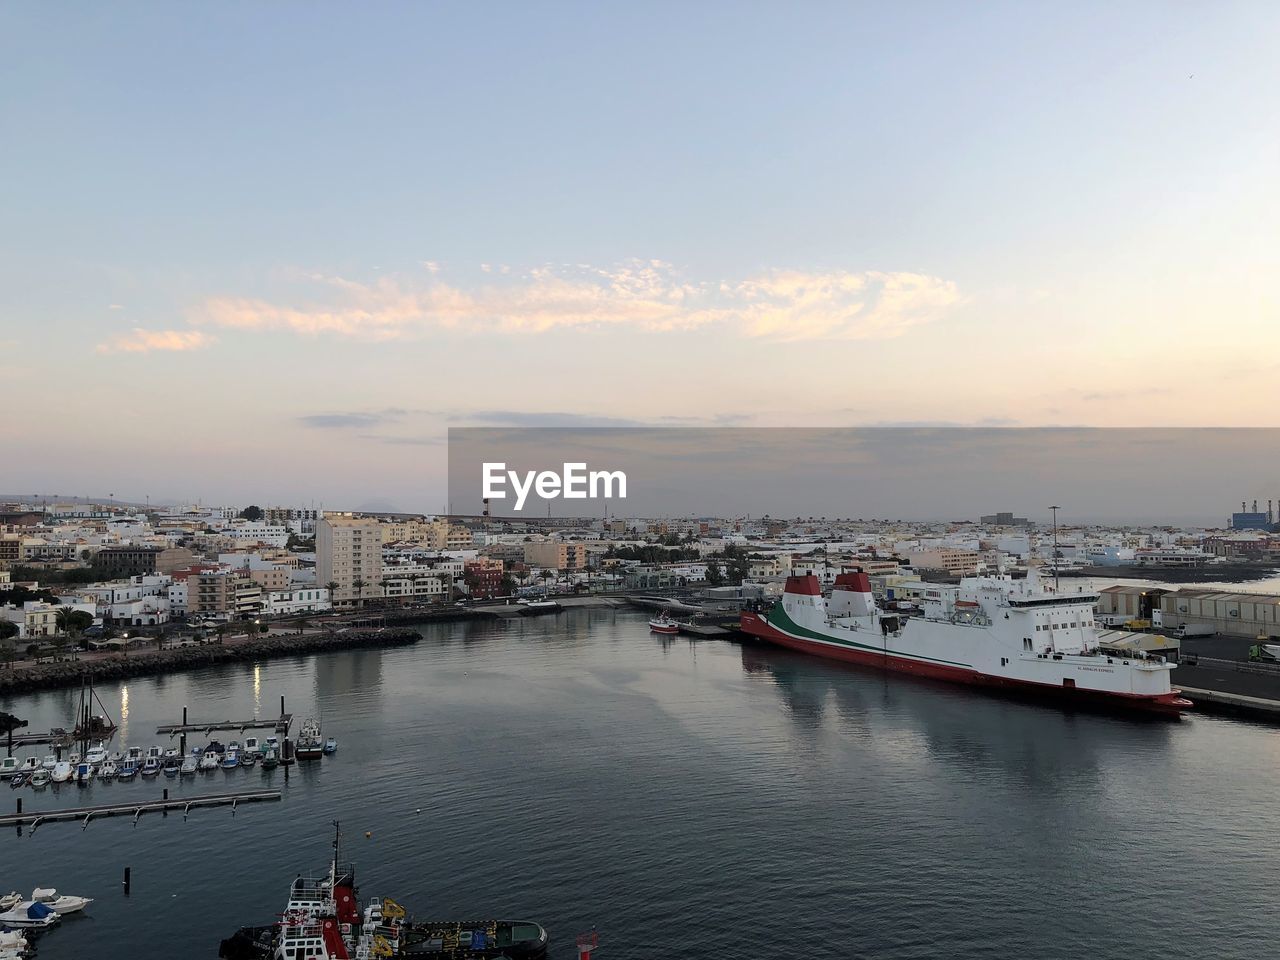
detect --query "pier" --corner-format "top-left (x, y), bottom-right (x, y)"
top-left (0, 789), bottom-right (282, 830)
top-left (156, 714), bottom-right (293, 736)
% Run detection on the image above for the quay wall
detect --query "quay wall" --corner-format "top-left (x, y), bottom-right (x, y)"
top-left (0, 628), bottom-right (422, 697)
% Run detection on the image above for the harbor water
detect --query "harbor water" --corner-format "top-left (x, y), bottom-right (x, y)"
top-left (2, 608), bottom-right (1279, 960)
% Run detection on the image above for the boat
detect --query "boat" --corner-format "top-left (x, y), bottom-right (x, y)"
top-left (0, 893), bottom-right (17, 912)
top-left (8, 772), bottom-right (27, 789)
top-left (32, 887), bottom-right (92, 915)
top-left (323, 737), bottom-right (337, 755)
top-left (144, 745), bottom-right (163, 762)
top-left (243, 736), bottom-right (261, 757)
top-left (739, 570), bottom-right (1193, 714)
top-left (199, 752), bottom-right (221, 771)
top-left (648, 610), bottom-right (681, 635)
top-left (180, 756), bottom-right (198, 776)
top-left (140, 756), bottom-right (162, 777)
top-left (163, 757), bottom-right (181, 778)
top-left (40, 755), bottom-right (57, 771)
top-left (294, 719), bottom-right (324, 761)
top-left (50, 761), bottom-right (72, 783)
top-left (85, 744), bottom-right (109, 765)
top-left (0, 931), bottom-right (30, 957)
top-left (17, 757), bottom-right (39, 774)
top-left (99, 760), bottom-right (119, 780)
top-left (0, 901), bottom-right (59, 929)
top-left (518, 598), bottom-right (561, 616)
top-left (74, 761), bottom-right (94, 784)
top-left (108, 749), bottom-right (124, 763)
top-left (29, 769), bottom-right (50, 788)
top-left (260, 748), bottom-right (279, 771)
top-left (0, 757), bottom-right (18, 779)
top-left (221, 749), bottom-right (240, 770)
top-left (217, 825), bottom-right (548, 960)
top-left (117, 759), bottom-right (139, 780)
top-left (163, 746), bottom-right (182, 761)
top-left (125, 746), bottom-right (145, 765)
top-left (241, 750), bottom-right (258, 768)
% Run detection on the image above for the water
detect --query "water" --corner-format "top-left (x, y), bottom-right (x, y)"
top-left (2, 608), bottom-right (1278, 960)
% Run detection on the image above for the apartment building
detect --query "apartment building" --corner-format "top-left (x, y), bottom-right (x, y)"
top-left (523, 541), bottom-right (588, 571)
top-left (316, 514), bottom-right (385, 606)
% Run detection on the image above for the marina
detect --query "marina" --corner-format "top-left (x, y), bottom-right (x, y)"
top-left (3, 609), bottom-right (1280, 959)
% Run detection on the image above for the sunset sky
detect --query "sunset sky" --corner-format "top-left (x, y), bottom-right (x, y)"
top-left (3, 3), bottom-right (1278, 510)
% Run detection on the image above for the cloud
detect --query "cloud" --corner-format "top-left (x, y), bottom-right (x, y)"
top-left (108, 304), bottom-right (125, 310)
top-left (96, 328), bottom-right (214, 354)
top-left (298, 410), bottom-right (406, 429)
top-left (194, 261), bottom-right (959, 344)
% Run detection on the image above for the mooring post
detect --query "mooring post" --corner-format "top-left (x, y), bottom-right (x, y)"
top-left (15, 798), bottom-right (21, 815)
top-left (123, 866), bottom-right (131, 895)
top-left (163, 788), bottom-right (169, 801)
top-left (280, 695), bottom-right (285, 718)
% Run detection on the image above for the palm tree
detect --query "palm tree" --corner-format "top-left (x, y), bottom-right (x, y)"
top-left (351, 579), bottom-right (366, 609)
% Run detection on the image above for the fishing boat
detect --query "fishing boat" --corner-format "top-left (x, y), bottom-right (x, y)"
top-left (18, 756), bottom-right (39, 774)
top-left (50, 761), bottom-right (72, 784)
top-left (260, 748), bottom-right (279, 771)
top-left (199, 752), bottom-right (220, 771)
top-left (0, 901), bottom-right (58, 930)
top-left (30, 769), bottom-right (50, 788)
top-left (648, 610), bottom-right (681, 634)
top-left (99, 760), bottom-right (119, 780)
top-left (163, 757), bottom-right (181, 778)
top-left (117, 759), bottom-right (139, 780)
top-left (241, 750), bottom-right (258, 768)
top-left (32, 888), bottom-right (93, 915)
top-left (323, 737), bottom-right (338, 755)
top-left (221, 749), bottom-right (240, 770)
top-left (740, 570), bottom-right (1193, 714)
top-left (295, 719), bottom-right (324, 761)
top-left (180, 756), bottom-right (198, 776)
top-left (0, 757), bottom-right (18, 779)
top-left (74, 761), bottom-right (94, 784)
top-left (217, 825), bottom-right (548, 960)
top-left (140, 756), bottom-right (162, 778)
top-left (243, 736), bottom-right (261, 757)
top-left (125, 746), bottom-right (145, 765)
top-left (145, 745), bottom-right (163, 762)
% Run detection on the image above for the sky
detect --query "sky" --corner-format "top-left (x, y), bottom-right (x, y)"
top-left (3, 3), bottom-right (1279, 513)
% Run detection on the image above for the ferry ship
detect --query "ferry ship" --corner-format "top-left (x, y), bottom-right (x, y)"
top-left (740, 569), bottom-right (1192, 714)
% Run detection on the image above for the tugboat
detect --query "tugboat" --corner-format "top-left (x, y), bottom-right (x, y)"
top-left (218, 825), bottom-right (548, 960)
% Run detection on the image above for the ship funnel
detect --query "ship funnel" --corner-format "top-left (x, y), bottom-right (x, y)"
top-left (829, 570), bottom-right (876, 617)
top-left (783, 575), bottom-right (822, 597)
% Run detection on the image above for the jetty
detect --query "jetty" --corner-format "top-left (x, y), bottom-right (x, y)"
top-left (157, 714), bottom-right (292, 736)
top-left (0, 789), bottom-right (282, 830)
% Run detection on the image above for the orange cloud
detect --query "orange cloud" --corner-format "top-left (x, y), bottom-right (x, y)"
top-left (193, 262), bottom-right (960, 343)
top-left (96, 328), bottom-right (216, 354)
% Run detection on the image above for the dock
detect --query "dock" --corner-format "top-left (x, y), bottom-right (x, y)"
top-left (1174, 656), bottom-right (1280, 722)
top-left (678, 622), bottom-right (732, 638)
top-left (156, 714), bottom-right (292, 736)
top-left (0, 789), bottom-right (282, 829)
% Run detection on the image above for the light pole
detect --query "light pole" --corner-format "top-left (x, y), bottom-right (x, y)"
top-left (1048, 505), bottom-right (1061, 593)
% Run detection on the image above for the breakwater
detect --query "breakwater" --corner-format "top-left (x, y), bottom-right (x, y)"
top-left (0, 628), bottom-right (421, 696)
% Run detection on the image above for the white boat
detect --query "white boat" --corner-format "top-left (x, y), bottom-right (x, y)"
top-left (180, 756), bottom-right (198, 776)
top-left (221, 749), bottom-right (240, 770)
top-left (0, 893), bottom-right (18, 911)
top-left (84, 744), bottom-right (108, 765)
top-left (74, 761), bottom-right (94, 784)
top-left (295, 719), bottom-right (324, 760)
top-left (198, 752), bottom-right (220, 771)
top-left (29, 769), bottom-right (50, 788)
top-left (18, 757), bottom-right (39, 774)
top-left (40, 755), bottom-right (57, 771)
top-left (140, 757), bottom-right (162, 777)
top-left (50, 762), bottom-right (72, 783)
top-left (144, 745), bottom-right (163, 762)
top-left (99, 760), bottom-right (119, 780)
top-left (0, 930), bottom-right (29, 954)
top-left (0, 757), bottom-right (18, 779)
top-left (163, 746), bottom-right (181, 761)
top-left (125, 746), bottom-right (144, 764)
top-left (243, 736), bottom-right (261, 757)
top-left (108, 749), bottom-right (124, 763)
top-left (117, 760), bottom-right (139, 780)
top-left (0, 901), bottom-right (59, 929)
top-left (32, 888), bottom-right (93, 915)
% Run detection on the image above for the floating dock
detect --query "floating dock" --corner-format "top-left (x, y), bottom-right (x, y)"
top-left (156, 714), bottom-right (292, 736)
top-left (0, 789), bottom-right (282, 829)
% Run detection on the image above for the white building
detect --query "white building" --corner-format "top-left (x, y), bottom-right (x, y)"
top-left (262, 587), bottom-right (332, 616)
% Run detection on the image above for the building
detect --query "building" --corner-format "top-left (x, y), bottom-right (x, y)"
top-left (901, 548), bottom-right (982, 576)
top-left (186, 572), bottom-right (262, 619)
top-left (1159, 589), bottom-right (1280, 638)
top-left (262, 587), bottom-right (332, 616)
top-left (93, 546), bottom-right (161, 577)
top-left (980, 512), bottom-right (1030, 526)
top-left (316, 514), bottom-right (385, 606)
top-left (523, 541), bottom-right (588, 571)
top-left (463, 558), bottom-right (504, 599)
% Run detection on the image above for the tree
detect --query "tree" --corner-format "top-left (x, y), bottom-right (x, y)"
top-left (705, 559), bottom-right (724, 587)
top-left (239, 505), bottom-right (264, 522)
top-left (351, 579), bottom-right (366, 608)
top-left (325, 581), bottom-right (339, 602)
top-left (499, 573), bottom-right (517, 596)
top-left (0, 635), bottom-right (15, 671)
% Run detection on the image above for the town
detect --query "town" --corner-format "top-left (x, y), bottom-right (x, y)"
top-left (3, 496), bottom-right (1279, 666)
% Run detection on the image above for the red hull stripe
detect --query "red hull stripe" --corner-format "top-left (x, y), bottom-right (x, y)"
top-left (740, 613), bottom-right (1191, 713)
